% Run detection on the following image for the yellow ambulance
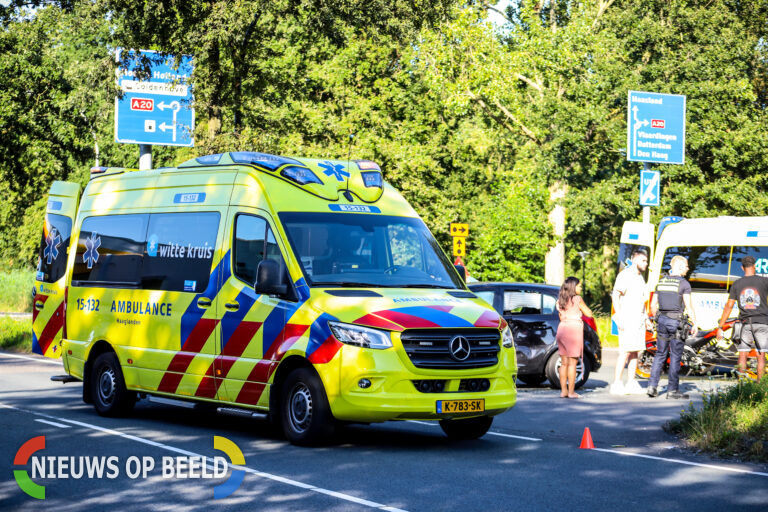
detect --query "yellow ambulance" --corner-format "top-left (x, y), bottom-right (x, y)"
top-left (34, 151), bottom-right (517, 444)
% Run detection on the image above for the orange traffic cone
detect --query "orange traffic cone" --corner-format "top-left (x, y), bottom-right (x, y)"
top-left (579, 427), bottom-right (595, 449)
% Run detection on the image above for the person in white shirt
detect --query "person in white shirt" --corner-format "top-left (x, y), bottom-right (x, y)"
top-left (610, 248), bottom-right (651, 395)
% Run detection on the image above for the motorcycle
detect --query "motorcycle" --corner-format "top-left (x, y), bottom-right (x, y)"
top-left (635, 317), bottom-right (766, 379)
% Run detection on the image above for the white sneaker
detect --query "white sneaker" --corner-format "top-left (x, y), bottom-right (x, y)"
top-left (625, 380), bottom-right (645, 395)
top-left (609, 382), bottom-right (624, 395)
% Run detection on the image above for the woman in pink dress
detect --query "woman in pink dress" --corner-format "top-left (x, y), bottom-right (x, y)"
top-left (555, 277), bottom-right (594, 398)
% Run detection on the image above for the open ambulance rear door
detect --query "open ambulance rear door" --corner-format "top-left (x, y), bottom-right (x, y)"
top-left (617, 221), bottom-right (655, 269)
top-left (33, 181), bottom-right (80, 358)
top-left (611, 221), bottom-right (655, 336)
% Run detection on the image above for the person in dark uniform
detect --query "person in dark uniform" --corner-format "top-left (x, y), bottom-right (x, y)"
top-left (647, 255), bottom-right (698, 398)
top-left (716, 255), bottom-right (768, 381)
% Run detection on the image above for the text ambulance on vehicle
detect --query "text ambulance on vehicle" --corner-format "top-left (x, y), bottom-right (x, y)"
top-left (33, 151), bottom-right (517, 445)
top-left (615, 216), bottom-right (768, 332)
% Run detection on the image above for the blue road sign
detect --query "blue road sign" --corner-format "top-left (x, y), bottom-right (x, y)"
top-left (115, 49), bottom-right (194, 147)
top-left (639, 169), bottom-right (660, 206)
top-left (627, 91), bottom-right (685, 165)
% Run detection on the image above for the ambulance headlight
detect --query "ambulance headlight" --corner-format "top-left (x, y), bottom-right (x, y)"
top-left (502, 326), bottom-right (514, 348)
top-left (328, 322), bottom-right (393, 349)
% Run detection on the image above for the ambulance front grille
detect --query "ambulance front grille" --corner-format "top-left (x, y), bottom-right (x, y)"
top-left (400, 329), bottom-right (500, 369)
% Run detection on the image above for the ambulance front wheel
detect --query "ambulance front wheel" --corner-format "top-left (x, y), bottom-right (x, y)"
top-left (439, 415), bottom-right (493, 440)
top-left (280, 368), bottom-right (334, 446)
top-left (91, 352), bottom-right (136, 417)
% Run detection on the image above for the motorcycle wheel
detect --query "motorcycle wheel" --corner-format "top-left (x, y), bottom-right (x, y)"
top-left (635, 350), bottom-right (655, 379)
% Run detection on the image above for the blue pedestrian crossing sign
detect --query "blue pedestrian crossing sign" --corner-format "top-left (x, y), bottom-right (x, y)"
top-left (640, 170), bottom-right (660, 206)
top-left (115, 49), bottom-right (194, 147)
top-left (627, 91), bottom-right (685, 165)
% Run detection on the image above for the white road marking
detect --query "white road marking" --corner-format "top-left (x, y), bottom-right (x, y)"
top-left (408, 414), bottom-right (766, 477)
top-left (0, 352), bottom-right (63, 365)
top-left (487, 432), bottom-right (543, 442)
top-left (408, 420), bottom-right (543, 441)
top-left (592, 447), bottom-right (768, 478)
top-left (0, 402), bottom-right (410, 510)
top-left (35, 418), bottom-right (71, 428)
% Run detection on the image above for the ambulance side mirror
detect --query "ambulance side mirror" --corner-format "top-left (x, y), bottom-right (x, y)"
top-left (454, 264), bottom-right (466, 284)
top-left (255, 260), bottom-right (288, 297)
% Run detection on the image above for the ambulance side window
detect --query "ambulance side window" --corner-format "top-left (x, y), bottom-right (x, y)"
top-left (36, 213), bottom-right (72, 283)
top-left (732, 246), bottom-right (768, 280)
top-left (234, 215), bottom-right (268, 285)
top-left (72, 214), bottom-right (148, 287)
top-left (662, 246), bottom-right (731, 291)
top-left (141, 212), bottom-right (220, 293)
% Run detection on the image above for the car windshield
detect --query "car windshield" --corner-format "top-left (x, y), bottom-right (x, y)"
top-left (279, 212), bottom-right (463, 289)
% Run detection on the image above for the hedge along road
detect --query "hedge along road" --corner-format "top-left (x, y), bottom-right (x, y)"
top-left (1, 350), bottom-right (767, 512)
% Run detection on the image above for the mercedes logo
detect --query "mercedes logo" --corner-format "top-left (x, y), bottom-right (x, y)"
top-left (449, 335), bottom-right (471, 361)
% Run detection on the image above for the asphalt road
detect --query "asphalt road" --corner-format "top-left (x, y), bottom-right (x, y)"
top-left (1, 349), bottom-right (767, 511)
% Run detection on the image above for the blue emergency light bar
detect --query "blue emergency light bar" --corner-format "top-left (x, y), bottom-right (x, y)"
top-left (657, 216), bottom-right (684, 240)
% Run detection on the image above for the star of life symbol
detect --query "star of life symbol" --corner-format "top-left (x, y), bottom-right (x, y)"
top-left (83, 232), bottom-right (101, 269)
top-left (44, 227), bottom-right (62, 264)
top-left (318, 161), bottom-right (350, 182)
top-left (147, 235), bottom-right (158, 257)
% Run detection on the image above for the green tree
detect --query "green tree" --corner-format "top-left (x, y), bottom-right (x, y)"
top-left (415, 0), bottom-right (768, 300)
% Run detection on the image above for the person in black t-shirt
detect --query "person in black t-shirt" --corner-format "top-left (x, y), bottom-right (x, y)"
top-left (647, 255), bottom-right (698, 399)
top-left (717, 255), bottom-right (768, 381)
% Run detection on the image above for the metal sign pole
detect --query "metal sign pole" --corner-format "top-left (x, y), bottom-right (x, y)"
top-left (139, 144), bottom-right (152, 170)
top-left (642, 162), bottom-right (651, 224)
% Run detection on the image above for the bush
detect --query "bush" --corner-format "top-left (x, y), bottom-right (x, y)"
top-left (668, 378), bottom-right (768, 462)
top-left (0, 316), bottom-right (33, 351)
top-left (0, 268), bottom-right (35, 312)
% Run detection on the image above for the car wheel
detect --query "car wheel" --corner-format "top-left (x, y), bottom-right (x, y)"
top-left (517, 374), bottom-right (547, 387)
top-left (91, 352), bottom-right (136, 417)
top-left (280, 368), bottom-right (334, 446)
top-left (439, 416), bottom-right (493, 440)
top-left (546, 354), bottom-right (591, 390)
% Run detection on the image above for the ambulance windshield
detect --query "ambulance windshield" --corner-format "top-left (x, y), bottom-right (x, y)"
top-left (280, 212), bottom-right (464, 289)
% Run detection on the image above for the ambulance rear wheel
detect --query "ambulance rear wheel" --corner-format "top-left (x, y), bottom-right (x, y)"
top-left (439, 416), bottom-right (493, 440)
top-left (91, 352), bottom-right (135, 417)
top-left (280, 368), bottom-right (334, 446)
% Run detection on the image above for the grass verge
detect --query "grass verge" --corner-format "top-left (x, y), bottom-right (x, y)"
top-left (0, 268), bottom-right (35, 312)
top-left (0, 317), bottom-right (33, 352)
top-left (667, 378), bottom-right (768, 462)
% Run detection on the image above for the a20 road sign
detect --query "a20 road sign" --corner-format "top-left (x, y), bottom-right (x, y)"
top-left (627, 91), bottom-right (685, 165)
top-left (115, 49), bottom-right (195, 147)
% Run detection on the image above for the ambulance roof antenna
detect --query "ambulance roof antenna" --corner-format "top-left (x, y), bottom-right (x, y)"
top-left (340, 132), bottom-right (355, 201)
top-left (341, 66), bottom-right (356, 201)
